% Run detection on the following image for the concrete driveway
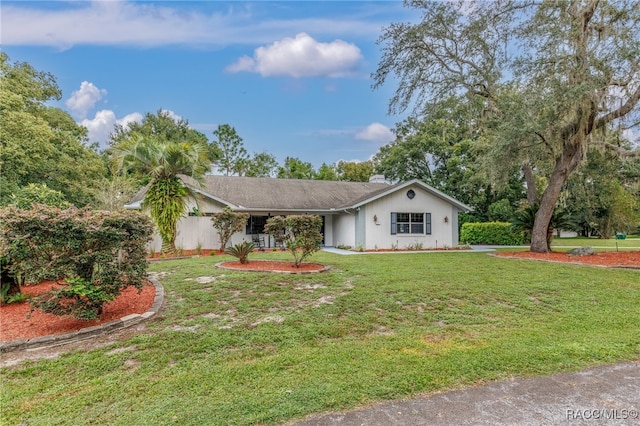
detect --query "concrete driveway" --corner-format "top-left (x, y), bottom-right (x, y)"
top-left (289, 361), bottom-right (639, 426)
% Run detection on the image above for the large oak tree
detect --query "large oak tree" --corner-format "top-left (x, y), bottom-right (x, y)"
top-left (374, 0), bottom-right (640, 252)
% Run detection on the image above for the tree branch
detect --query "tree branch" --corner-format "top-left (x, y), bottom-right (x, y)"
top-left (595, 83), bottom-right (640, 128)
top-left (600, 142), bottom-right (640, 157)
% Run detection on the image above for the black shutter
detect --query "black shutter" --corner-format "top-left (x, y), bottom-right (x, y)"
top-left (391, 212), bottom-right (397, 235)
top-left (425, 213), bottom-right (432, 235)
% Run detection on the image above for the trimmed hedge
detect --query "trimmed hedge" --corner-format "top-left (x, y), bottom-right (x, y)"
top-left (460, 222), bottom-right (525, 245)
top-left (0, 204), bottom-right (153, 319)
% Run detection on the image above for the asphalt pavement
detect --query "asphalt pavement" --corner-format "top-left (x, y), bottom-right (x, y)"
top-left (289, 361), bottom-right (640, 426)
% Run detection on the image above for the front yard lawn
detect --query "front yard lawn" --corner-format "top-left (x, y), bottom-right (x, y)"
top-left (2, 251), bottom-right (639, 425)
top-left (551, 236), bottom-right (640, 250)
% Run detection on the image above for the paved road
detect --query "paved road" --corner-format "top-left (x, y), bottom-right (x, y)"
top-left (289, 361), bottom-right (640, 426)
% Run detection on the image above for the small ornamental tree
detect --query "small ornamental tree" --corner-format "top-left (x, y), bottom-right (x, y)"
top-left (264, 215), bottom-right (323, 267)
top-left (211, 207), bottom-right (249, 251)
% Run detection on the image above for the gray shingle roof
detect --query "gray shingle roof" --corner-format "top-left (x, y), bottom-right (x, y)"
top-left (127, 175), bottom-right (472, 212)
top-left (128, 175), bottom-right (392, 212)
top-left (198, 175), bottom-right (392, 210)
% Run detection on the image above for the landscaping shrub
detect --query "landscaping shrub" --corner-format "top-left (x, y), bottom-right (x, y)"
top-left (264, 215), bottom-right (323, 267)
top-left (460, 222), bottom-right (525, 245)
top-left (0, 205), bottom-right (153, 319)
top-left (225, 241), bottom-right (255, 264)
top-left (211, 207), bottom-right (250, 251)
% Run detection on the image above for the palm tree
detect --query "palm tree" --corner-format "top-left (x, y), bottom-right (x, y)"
top-left (112, 134), bottom-right (209, 253)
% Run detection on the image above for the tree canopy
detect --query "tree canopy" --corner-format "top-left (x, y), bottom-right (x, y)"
top-left (375, 0), bottom-right (640, 252)
top-left (277, 157), bottom-right (317, 180)
top-left (211, 124), bottom-right (249, 176)
top-left (373, 96), bottom-right (525, 221)
top-left (110, 110), bottom-right (209, 148)
top-left (0, 53), bottom-right (106, 207)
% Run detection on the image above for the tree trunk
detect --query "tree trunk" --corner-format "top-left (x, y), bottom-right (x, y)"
top-left (522, 161), bottom-right (538, 205)
top-left (547, 226), bottom-right (554, 251)
top-left (161, 237), bottom-right (176, 254)
top-left (531, 143), bottom-right (583, 253)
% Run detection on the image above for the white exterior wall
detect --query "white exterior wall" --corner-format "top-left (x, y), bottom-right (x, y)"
top-left (363, 184), bottom-right (458, 250)
top-left (148, 216), bottom-right (222, 252)
top-left (323, 215), bottom-right (334, 247)
top-left (332, 213), bottom-right (356, 247)
top-left (146, 183), bottom-right (464, 252)
top-left (147, 195), bottom-right (226, 252)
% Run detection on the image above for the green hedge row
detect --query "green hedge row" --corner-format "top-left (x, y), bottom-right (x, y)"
top-left (0, 205), bottom-right (153, 319)
top-left (460, 222), bottom-right (525, 245)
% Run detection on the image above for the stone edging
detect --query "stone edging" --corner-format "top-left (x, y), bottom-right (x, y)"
top-left (0, 277), bottom-right (164, 354)
top-left (215, 261), bottom-right (331, 274)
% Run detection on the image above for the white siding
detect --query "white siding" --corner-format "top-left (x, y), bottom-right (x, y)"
top-left (363, 184), bottom-right (457, 250)
top-left (146, 183), bottom-right (463, 252)
top-left (148, 216), bottom-right (222, 252)
top-left (332, 213), bottom-right (356, 248)
top-left (323, 215), bottom-right (334, 247)
top-left (147, 195), bottom-right (226, 252)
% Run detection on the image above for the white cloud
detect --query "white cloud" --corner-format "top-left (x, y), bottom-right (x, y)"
top-left (117, 112), bottom-right (145, 130)
top-left (81, 110), bottom-right (143, 148)
top-left (2, 1), bottom-right (390, 48)
top-left (66, 81), bottom-right (107, 119)
top-left (354, 123), bottom-right (395, 144)
top-left (159, 109), bottom-right (182, 123)
top-left (226, 33), bottom-right (364, 78)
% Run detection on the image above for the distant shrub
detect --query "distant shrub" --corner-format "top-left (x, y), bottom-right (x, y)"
top-left (461, 222), bottom-right (525, 245)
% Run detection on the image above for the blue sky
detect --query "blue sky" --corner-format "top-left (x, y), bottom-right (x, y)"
top-left (2, 1), bottom-right (416, 168)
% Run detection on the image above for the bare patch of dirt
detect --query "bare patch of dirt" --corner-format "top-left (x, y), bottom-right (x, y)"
top-left (0, 323), bottom-right (150, 367)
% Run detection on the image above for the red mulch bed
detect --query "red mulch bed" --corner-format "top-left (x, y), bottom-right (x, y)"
top-left (0, 281), bottom-right (155, 342)
top-left (218, 260), bottom-right (326, 273)
top-left (494, 250), bottom-right (640, 268)
top-left (148, 249), bottom-right (221, 259)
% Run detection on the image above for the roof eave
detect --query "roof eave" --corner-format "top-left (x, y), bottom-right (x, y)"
top-left (185, 183), bottom-right (237, 209)
top-left (350, 179), bottom-right (473, 212)
top-left (232, 207), bottom-right (338, 214)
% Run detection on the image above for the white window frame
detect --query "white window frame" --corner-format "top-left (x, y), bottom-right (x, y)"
top-left (391, 212), bottom-right (431, 235)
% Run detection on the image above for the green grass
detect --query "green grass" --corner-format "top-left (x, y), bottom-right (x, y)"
top-left (551, 236), bottom-right (640, 250)
top-left (2, 251), bottom-right (640, 425)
